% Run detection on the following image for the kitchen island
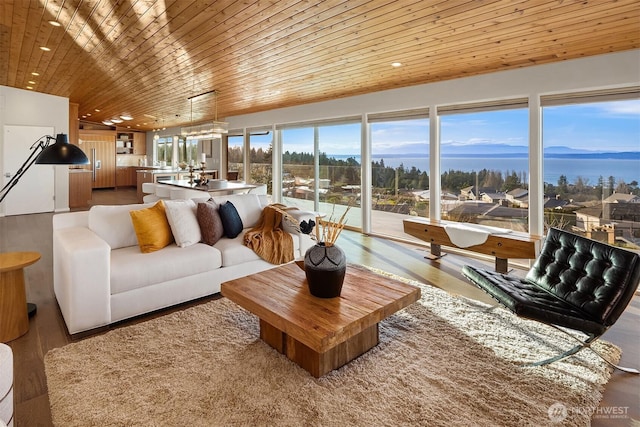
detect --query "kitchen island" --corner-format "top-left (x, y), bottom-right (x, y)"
top-left (162, 179), bottom-right (257, 195)
top-left (136, 168), bottom-right (218, 202)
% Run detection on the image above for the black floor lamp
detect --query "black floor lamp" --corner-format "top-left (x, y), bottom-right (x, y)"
top-left (0, 133), bottom-right (89, 317)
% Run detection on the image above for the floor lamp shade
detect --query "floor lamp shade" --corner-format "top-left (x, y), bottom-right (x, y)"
top-left (35, 134), bottom-right (89, 165)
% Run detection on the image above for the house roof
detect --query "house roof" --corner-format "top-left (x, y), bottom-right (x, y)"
top-left (481, 192), bottom-right (507, 201)
top-left (604, 193), bottom-right (640, 203)
top-left (543, 198), bottom-right (568, 210)
top-left (3, 1), bottom-right (639, 130)
top-left (576, 206), bottom-right (604, 218)
top-left (507, 188), bottom-right (529, 199)
top-left (448, 202), bottom-right (528, 219)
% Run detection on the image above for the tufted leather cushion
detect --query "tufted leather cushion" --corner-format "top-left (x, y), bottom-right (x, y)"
top-left (525, 228), bottom-right (640, 326)
top-left (462, 228), bottom-right (640, 336)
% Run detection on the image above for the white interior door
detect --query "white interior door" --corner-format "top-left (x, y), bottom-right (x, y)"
top-left (2, 125), bottom-right (55, 216)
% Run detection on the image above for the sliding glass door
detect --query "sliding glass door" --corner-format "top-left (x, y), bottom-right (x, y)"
top-left (280, 120), bottom-right (361, 230)
top-left (369, 112), bottom-right (429, 240)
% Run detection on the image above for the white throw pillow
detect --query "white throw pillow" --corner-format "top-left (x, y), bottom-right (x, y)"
top-left (163, 199), bottom-right (201, 248)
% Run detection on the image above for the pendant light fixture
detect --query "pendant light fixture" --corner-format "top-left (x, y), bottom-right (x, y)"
top-left (180, 90), bottom-right (228, 139)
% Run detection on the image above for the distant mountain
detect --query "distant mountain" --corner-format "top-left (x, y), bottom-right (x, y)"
top-left (373, 144), bottom-right (639, 159)
top-left (544, 145), bottom-right (595, 154)
top-left (333, 144), bottom-right (640, 160)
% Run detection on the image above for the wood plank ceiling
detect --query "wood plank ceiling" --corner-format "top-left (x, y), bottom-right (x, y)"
top-left (2, 0), bottom-right (639, 131)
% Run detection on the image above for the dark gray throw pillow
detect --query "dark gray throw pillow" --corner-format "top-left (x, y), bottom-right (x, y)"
top-left (218, 201), bottom-right (243, 238)
top-left (197, 200), bottom-right (225, 245)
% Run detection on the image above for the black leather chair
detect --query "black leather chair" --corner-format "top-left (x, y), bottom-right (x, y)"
top-left (462, 227), bottom-right (640, 373)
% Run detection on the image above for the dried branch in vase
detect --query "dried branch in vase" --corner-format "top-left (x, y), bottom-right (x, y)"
top-left (318, 203), bottom-right (351, 246)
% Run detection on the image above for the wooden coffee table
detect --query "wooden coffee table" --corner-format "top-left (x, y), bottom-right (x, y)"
top-left (221, 263), bottom-right (421, 377)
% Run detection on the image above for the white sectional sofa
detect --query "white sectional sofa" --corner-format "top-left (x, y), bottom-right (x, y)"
top-left (52, 193), bottom-right (315, 335)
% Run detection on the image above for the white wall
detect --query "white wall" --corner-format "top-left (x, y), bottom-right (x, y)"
top-left (227, 50), bottom-right (640, 128)
top-left (0, 86), bottom-right (70, 215)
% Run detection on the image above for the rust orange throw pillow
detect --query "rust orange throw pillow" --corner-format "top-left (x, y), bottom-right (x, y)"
top-left (129, 201), bottom-right (174, 253)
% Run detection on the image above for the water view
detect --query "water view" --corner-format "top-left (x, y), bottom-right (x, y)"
top-left (328, 155), bottom-right (640, 186)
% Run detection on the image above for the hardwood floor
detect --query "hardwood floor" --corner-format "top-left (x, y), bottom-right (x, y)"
top-left (1, 188), bottom-right (638, 426)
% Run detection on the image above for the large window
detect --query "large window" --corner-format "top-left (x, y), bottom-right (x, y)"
top-left (178, 136), bottom-right (198, 164)
top-left (280, 120), bottom-right (361, 230)
top-left (439, 104), bottom-right (529, 232)
top-left (542, 94), bottom-right (640, 249)
top-left (227, 134), bottom-right (244, 181)
top-left (282, 127), bottom-right (314, 203)
top-left (369, 111), bottom-right (429, 240)
top-left (248, 129), bottom-right (272, 190)
top-left (154, 136), bottom-right (173, 165)
top-left (154, 135), bottom-right (200, 167)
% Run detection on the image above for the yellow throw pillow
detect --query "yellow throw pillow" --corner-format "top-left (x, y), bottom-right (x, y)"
top-left (129, 201), bottom-right (174, 253)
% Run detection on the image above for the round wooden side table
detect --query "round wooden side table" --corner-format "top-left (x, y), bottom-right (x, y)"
top-left (0, 252), bottom-right (41, 342)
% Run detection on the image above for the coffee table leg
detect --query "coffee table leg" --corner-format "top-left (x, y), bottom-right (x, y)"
top-left (259, 319), bottom-right (285, 353)
top-left (259, 320), bottom-right (379, 378)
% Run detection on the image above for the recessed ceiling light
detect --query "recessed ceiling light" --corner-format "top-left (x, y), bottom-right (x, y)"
top-left (95, 109), bottom-right (101, 112)
top-left (31, 72), bottom-right (40, 76)
top-left (48, 20), bottom-right (62, 27)
top-left (28, 80), bottom-right (36, 84)
top-left (391, 62), bottom-right (402, 67)
top-left (40, 46), bottom-right (51, 52)
top-left (26, 86), bottom-right (34, 90)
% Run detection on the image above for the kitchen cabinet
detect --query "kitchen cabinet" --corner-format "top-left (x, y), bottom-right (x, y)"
top-left (117, 131), bottom-right (146, 155)
top-left (116, 167), bottom-right (137, 187)
top-left (133, 132), bottom-right (146, 155)
top-left (69, 170), bottom-right (92, 208)
top-left (78, 130), bottom-right (116, 189)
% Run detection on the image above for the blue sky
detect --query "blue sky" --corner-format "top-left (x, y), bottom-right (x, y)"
top-left (233, 99), bottom-right (640, 155)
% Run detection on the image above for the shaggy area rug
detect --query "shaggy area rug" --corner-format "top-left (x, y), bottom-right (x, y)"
top-left (45, 268), bottom-right (620, 426)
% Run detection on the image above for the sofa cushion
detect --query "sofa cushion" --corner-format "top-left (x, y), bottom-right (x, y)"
top-left (164, 199), bottom-right (201, 248)
top-left (213, 231), bottom-right (262, 267)
top-left (129, 201), bottom-right (174, 253)
top-left (88, 202), bottom-right (154, 249)
top-left (211, 194), bottom-right (262, 229)
top-left (218, 201), bottom-right (243, 238)
top-left (110, 244), bottom-right (222, 294)
top-left (213, 229), bottom-right (301, 267)
top-left (197, 200), bottom-right (225, 245)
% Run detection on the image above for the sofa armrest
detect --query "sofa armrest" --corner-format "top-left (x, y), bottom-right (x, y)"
top-left (52, 211), bottom-right (89, 230)
top-left (53, 227), bottom-right (111, 334)
top-left (280, 209), bottom-right (318, 256)
top-left (281, 209), bottom-right (317, 232)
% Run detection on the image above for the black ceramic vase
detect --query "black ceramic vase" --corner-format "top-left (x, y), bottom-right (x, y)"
top-left (303, 243), bottom-right (346, 298)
